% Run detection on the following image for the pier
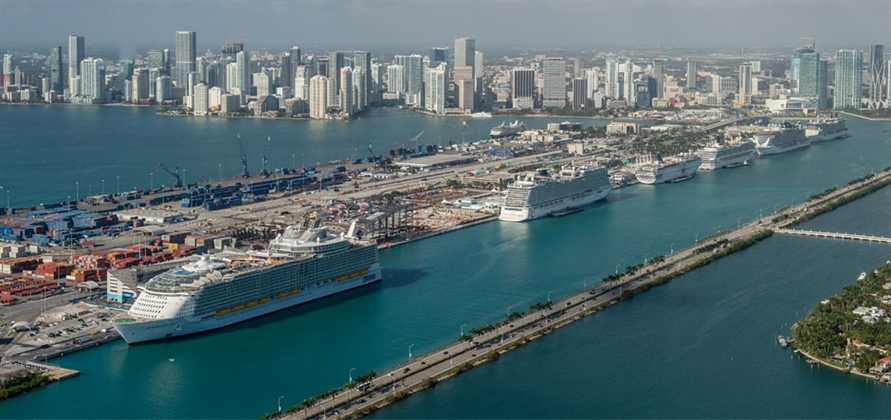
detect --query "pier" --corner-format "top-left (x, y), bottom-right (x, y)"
top-left (774, 229), bottom-right (891, 244)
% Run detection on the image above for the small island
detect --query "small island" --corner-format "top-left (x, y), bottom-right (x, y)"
top-left (790, 262), bottom-right (891, 382)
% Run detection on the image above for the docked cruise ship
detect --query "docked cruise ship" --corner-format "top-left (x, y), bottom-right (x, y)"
top-left (499, 165), bottom-right (612, 222)
top-left (489, 121), bottom-right (527, 138)
top-left (697, 135), bottom-right (756, 170)
top-left (805, 117), bottom-right (849, 142)
top-left (113, 221), bottom-right (381, 344)
top-left (635, 154), bottom-right (702, 184)
top-left (752, 123), bottom-right (809, 156)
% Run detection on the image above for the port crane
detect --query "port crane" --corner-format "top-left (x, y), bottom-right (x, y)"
top-left (156, 162), bottom-right (183, 188)
top-left (408, 130), bottom-right (425, 152)
top-left (261, 136), bottom-right (271, 177)
top-left (237, 133), bottom-right (249, 178)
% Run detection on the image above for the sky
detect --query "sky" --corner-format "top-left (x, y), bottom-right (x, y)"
top-left (1, 0), bottom-right (890, 54)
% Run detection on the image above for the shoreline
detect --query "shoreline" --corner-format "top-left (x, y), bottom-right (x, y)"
top-left (792, 348), bottom-right (886, 382)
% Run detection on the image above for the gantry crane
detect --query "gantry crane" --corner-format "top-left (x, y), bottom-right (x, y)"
top-left (261, 136), bottom-right (271, 177)
top-left (156, 162), bottom-right (182, 188)
top-left (237, 133), bottom-right (249, 178)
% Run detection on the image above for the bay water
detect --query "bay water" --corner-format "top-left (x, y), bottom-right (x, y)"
top-left (0, 106), bottom-right (889, 418)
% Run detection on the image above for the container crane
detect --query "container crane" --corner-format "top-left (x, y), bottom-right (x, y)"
top-left (237, 133), bottom-right (249, 178)
top-left (261, 136), bottom-right (271, 177)
top-left (156, 162), bottom-right (182, 188)
top-left (408, 130), bottom-right (425, 152)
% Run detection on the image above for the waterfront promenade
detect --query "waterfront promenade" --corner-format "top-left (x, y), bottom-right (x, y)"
top-left (280, 169), bottom-right (891, 419)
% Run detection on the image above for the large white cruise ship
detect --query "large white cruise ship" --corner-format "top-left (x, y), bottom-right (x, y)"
top-left (752, 123), bottom-right (809, 156)
top-left (499, 165), bottom-right (612, 222)
top-left (635, 154), bottom-right (702, 184)
top-left (113, 221), bottom-right (381, 344)
top-left (697, 135), bottom-right (756, 170)
top-left (805, 117), bottom-right (849, 142)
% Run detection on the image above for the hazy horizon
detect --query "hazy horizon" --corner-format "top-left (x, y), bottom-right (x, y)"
top-left (1, 0), bottom-right (890, 56)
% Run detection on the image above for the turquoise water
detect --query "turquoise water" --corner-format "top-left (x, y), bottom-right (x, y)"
top-left (0, 107), bottom-right (889, 418)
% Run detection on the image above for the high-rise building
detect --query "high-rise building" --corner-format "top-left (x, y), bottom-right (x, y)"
top-left (395, 55), bottom-right (423, 106)
top-left (50, 46), bottom-right (63, 92)
top-left (156, 76), bottom-right (172, 102)
top-left (738, 63), bottom-right (753, 105)
top-left (511, 68), bottom-right (535, 110)
top-left (429, 47), bottom-right (449, 71)
top-left (280, 52), bottom-right (293, 89)
top-left (3, 53), bottom-right (13, 77)
top-left (371, 62), bottom-right (384, 93)
top-left (327, 52), bottom-right (344, 100)
top-left (454, 38), bottom-right (475, 70)
top-left (542, 58), bottom-right (566, 108)
top-left (424, 63), bottom-right (446, 115)
top-left (584, 68), bottom-right (599, 100)
top-left (118, 60), bottom-right (133, 81)
top-left (175, 31), bottom-right (196, 88)
top-left (572, 57), bottom-right (585, 79)
top-left (474, 51), bottom-right (484, 80)
top-left (132, 69), bottom-right (149, 102)
top-left (309, 75), bottom-right (328, 119)
top-left (353, 51), bottom-right (371, 108)
top-left (798, 52), bottom-right (827, 108)
top-left (651, 59), bottom-right (664, 99)
top-left (387, 64), bottom-right (404, 94)
top-left (254, 72), bottom-right (271, 96)
top-left (147, 50), bottom-right (166, 74)
top-left (455, 66), bottom-right (474, 111)
top-left (340, 67), bottom-right (353, 116)
top-left (236, 51), bottom-right (250, 93)
top-left (68, 35), bottom-right (85, 91)
top-left (605, 58), bottom-right (619, 99)
top-left (193, 82), bottom-right (209, 115)
top-left (623, 59), bottom-right (634, 106)
top-left (80, 58), bottom-right (104, 103)
top-left (790, 45), bottom-right (814, 92)
top-left (571, 78), bottom-right (587, 110)
top-left (686, 59), bottom-right (697, 90)
top-left (834, 49), bottom-right (863, 109)
top-left (353, 65), bottom-right (366, 111)
top-left (887, 59), bottom-right (891, 107)
top-left (705, 74), bottom-right (721, 94)
top-left (868, 45), bottom-right (885, 109)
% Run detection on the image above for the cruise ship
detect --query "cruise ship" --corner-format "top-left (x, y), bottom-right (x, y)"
top-left (499, 165), bottom-right (612, 222)
top-left (489, 121), bottom-right (527, 138)
top-left (635, 154), bottom-right (702, 184)
top-left (805, 117), bottom-right (849, 142)
top-left (697, 135), bottom-right (756, 170)
top-left (752, 123), bottom-right (809, 156)
top-left (113, 220), bottom-right (381, 344)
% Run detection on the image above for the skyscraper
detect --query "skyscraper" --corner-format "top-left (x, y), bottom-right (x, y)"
top-left (474, 51), bottom-right (484, 80)
top-left (454, 66), bottom-right (474, 111)
top-left (571, 79), bottom-right (587, 110)
top-left (387, 65), bottom-right (404, 94)
top-left (454, 38), bottom-right (475, 70)
top-left (429, 47), bottom-right (449, 70)
top-left (353, 51), bottom-right (371, 108)
top-left (80, 57), bottom-right (104, 103)
top-left (798, 52), bottom-right (827, 108)
top-left (309, 75), bottom-right (328, 119)
top-left (868, 45), bottom-right (885, 109)
top-left (511, 68), bottom-right (535, 110)
top-left (193, 82), bottom-right (209, 115)
top-left (147, 50), bottom-right (166, 74)
top-left (834, 49), bottom-right (863, 109)
top-left (3, 53), bottom-right (13, 76)
top-left (395, 55), bottom-right (423, 106)
top-left (651, 59), bottom-right (664, 99)
top-left (584, 68), bottom-right (599, 100)
top-left (68, 35), bottom-right (85, 90)
top-left (623, 59), bottom-right (634, 106)
top-left (353, 65), bottom-right (366, 111)
top-left (572, 57), bottom-right (585, 79)
top-left (738, 63), bottom-right (753, 105)
top-left (790, 45), bottom-right (814, 92)
top-left (175, 31), bottom-right (197, 88)
top-left (542, 58), bottom-right (566, 108)
top-left (236, 51), bottom-right (250, 93)
top-left (424, 63), bottom-right (446, 115)
top-left (686, 59), bottom-right (697, 90)
top-left (340, 67), bottom-right (353, 116)
top-left (327, 52), bottom-right (344, 100)
top-left (605, 58), bottom-right (619, 99)
top-left (50, 46), bottom-right (63, 92)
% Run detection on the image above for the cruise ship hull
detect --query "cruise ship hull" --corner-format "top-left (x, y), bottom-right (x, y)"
top-left (636, 157), bottom-right (702, 184)
top-left (698, 142), bottom-right (756, 170)
top-left (755, 140), bottom-right (809, 156)
top-left (114, 264), bottom-right (382, 344)
top-left (499, 186), bottom-right (611, 222)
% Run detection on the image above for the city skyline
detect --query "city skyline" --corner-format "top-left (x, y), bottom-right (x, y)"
top-left (1, 1), bottom-right (890, 53)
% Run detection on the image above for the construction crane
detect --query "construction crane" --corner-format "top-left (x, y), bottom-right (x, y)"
top-left (261, 136), bottom-right (271, 177)
top-left (156, 162), bottom-right (182, 188)
top-left (236, 133), bottom-right (249, 178)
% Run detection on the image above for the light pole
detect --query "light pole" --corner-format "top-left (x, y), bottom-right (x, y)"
top-left (547, 290), bottom-right (552, 303)
top-left (389, 373), bottom-right (395, 394)
top-left (408, 343), bottom-right (414, 363)
top-left (507, 306), bottom-right (513, 319)
top-left (670, 242), bottom-right (675, 256)
top-left (101, 179), bottom-right (105, 195)
top-left (644, 253), bottom-right (649, 265)
top-left (460, 323), bottom-right (466, 338)
top-left (349, 367), bottom-right (355, 383)
top-left (695, 233), bottom-right (699, 244)
top-left (116, 176), bottom-right (120, 195)
top-left (75, 181), bottom-right (79, 202)
top-left (277, 395), bottom-right (284, 413)
top-left (615, 263), bottom-right (620, 274)
top-left (182, 169), bottom-right (186, 187)
top-left (150, 173), bottom-right (153, 191)
top-left (218, 163), bottom-right (222, 181)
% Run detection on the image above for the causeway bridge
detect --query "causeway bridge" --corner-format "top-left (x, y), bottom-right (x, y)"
top-left (697, 115), bottom-right (768, 133)
top-left (774, 228), bottom-right (891, 244)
